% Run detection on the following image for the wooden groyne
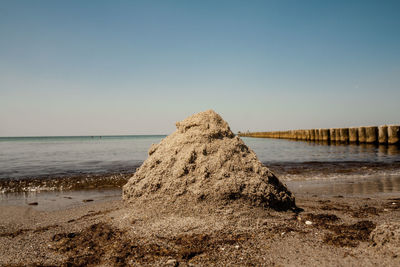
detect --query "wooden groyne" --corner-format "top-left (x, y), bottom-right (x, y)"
top-left (238, 125), bottom-right (400, 145)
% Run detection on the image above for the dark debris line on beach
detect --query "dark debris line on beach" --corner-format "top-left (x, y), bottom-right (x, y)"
top-left (0, 173), bottom-right (132, 193)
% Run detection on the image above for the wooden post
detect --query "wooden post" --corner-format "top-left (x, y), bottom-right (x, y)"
top-left (388, 125), bottom-right (400, 144)
top-left (358, 127), bottom-right (366, 143)
top-left (294, 130), bottom-right (300, 140)
top-left (299, 130), bottom-right (305, 140)
top-left (349, 127), bottom-right (358, 143)
top-left (321, 129), bottom-right (330, 141)
top-left (365, 126), bottom-right (378, 143)
top-left (340, 128), bottom-right (349, 143)
top-left (310, 129), bottom-right (316, 141)
top-left (305, 130), bottom-right (311, 141)
top-left (378, 125), bottom-right (388, 144)
top-left (334, 129), bottom-right (341, 142)
top-left (329, 128), bottom-right (335, 142)
top-left (315, 129), bottom-right (320, 141)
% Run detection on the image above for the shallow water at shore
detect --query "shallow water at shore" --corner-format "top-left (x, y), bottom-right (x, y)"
top-left (0, 189), bottom-right (121, 211)
top-left (2, 174), bottom-right (399, 212)
top-left (287, 175), bottom-right (400, 198)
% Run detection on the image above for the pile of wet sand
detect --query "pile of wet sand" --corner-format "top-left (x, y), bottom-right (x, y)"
top-left (123, 110), bottom-right (295, 210)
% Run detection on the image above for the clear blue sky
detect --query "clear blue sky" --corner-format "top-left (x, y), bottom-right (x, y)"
top-left (1, 0), bottom-right (399, 136)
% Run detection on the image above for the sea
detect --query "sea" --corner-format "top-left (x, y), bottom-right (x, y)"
top-left (1, 135), bottom-right (400, 208)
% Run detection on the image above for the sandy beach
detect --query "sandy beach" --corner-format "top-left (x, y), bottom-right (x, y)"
top-left (1, 110), bottom-right (400, 266)
top-left (0, 187), bottom-right (399, 266)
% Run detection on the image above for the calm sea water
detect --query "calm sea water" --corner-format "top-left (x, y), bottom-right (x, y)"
top-left (1, 135), bottom-right (400, 181)
top-left (0, 135), bottom-right (162, 179)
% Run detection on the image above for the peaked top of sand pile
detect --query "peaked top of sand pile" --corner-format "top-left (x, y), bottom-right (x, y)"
top-left (123, 110), bottom-right (295, 210)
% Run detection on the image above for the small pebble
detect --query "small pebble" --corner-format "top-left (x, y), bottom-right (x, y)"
top-left (166, 259), bottom-right (178, 266)
top-left (28, 202), bottom-right (38, 206)
top-left (224, 208), bottom-right (233, 215)
top-left (235, 245), bottom-right (240, 249)
top-left (67, 233), bottom-right (76, 238)
top-left (305, 220), bottom-right (313, 225)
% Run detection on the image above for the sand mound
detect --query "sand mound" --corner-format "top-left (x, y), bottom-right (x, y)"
top-left (123, 110), bottom-right (295, 210)
top-left (370, 222), bottom-right (400, 256)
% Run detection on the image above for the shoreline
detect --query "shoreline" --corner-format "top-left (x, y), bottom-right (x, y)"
top-left (1, 172), bottom-right (399, 212)
top-left (2, 160), bottom-right (400, 193)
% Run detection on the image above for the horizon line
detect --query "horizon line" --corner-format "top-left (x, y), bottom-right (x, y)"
top-left (0, 134), bottom-right (169, 138)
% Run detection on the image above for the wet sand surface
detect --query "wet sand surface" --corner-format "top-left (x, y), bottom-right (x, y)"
top-left (0, 189), bottom-right (121, 211)
top-left (0, 180), bottom-right (399, 266)
top-left (287, 175), bottom-right (400, 198)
